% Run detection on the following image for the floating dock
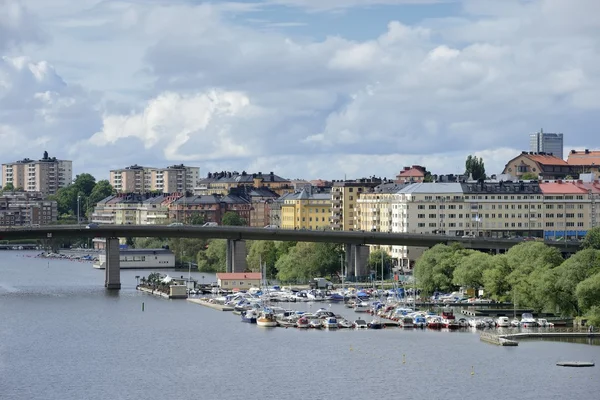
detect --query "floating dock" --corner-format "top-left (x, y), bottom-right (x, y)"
top-left (502, 332), bottom-right (600, 340)
top-left (187, 298), bottom-right (234, 311)
top-left (479, 332), bottom-right (519, 346)
top-left (556, 361), bottom-right (595, 367)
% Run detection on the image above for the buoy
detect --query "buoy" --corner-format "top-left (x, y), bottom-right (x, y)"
top-left (350, 345), bottom-right (353, 351)
top-left (402, 354), bottom-right (406, 364)
top-left (471, 366), bottom-right (475, 376)
top-left (142, 302), bottom-right (145, 312)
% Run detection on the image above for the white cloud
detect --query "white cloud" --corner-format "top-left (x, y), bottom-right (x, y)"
top-left (267, 0), bottom-right (449, 12)
top-left (1, 0), bottom-right (600, 183)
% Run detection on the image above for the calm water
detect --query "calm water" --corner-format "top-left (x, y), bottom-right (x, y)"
top-left (1, 251), bottom-right (599, 400)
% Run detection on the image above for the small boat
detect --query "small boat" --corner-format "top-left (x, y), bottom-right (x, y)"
top-left (520, 313), bottom-right (538, 328)
top-left (510, 318), bottom-right (520, 327)
top-left (337, 319), bottom-right (353, 329)
top-left (399, 316), bottom-right (414, 328)
top-left (354, 319), bottom-right (368, 329)
top-left (323, 317), bottom-right (338, 329)
top-left (496, 317), bottom-right (510, 327)
top-left (537, 318), bottom-right (554, 327)
top-left (241, 309), bottom-right (258, 323)
top-left (413, 315), bottom-right (427, 329)
top-left (256, 311), bottom-right (278, 327)
top-left (368, 319), bottom-right (383, 329)
top-left (309, 319), bottom-right (323, 329)
top-left (296, 316), bottom-right (310, 329)
top-left (354, 301), bottom-right (371, 313)
top-left (426, 316), bottom-right (442, 329)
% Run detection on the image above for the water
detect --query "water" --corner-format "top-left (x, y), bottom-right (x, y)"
top-left (1, 251), bottom-right (599, 400)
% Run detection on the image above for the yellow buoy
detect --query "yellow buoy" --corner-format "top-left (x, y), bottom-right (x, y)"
top-left (471, 366), bottom-right (475, 376)
top-left (402, 354), bottom-right (406, 364)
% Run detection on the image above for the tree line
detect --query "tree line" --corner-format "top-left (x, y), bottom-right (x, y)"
top-left (414, 227), bottom-right (600, 325)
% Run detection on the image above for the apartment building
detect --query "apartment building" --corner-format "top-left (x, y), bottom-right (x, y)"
top-left (0, 192), bottom-right (58, 226)
top-left (195, 171), bottom-right (293, 196)
top-left (1, 152), bottom-right (72, 196)
top-left (91, 193), bottom-right (181, 225)
top-left (169, 193), bottom-right (251, 225)
top-left (330, 178), bottom-right (383, 231)
top-left (110, 164), bottom-right (200, 194)
top-left (280, 186), bottom-right (332, 230)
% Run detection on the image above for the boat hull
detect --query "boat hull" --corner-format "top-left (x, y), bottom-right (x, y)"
top-left (256, 319), bottom-right (278, 327)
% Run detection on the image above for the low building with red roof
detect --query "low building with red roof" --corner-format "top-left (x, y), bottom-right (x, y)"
top-left (216, 272), bottom-right (262, 290)
top-left (567, 149), bottom-right (600, 179)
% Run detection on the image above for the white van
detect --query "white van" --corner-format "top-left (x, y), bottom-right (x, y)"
top-left (202, 222), bottom-right (218, 227)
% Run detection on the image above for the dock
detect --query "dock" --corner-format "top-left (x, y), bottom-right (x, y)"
top-left (479, 332), bottom-right (519, 346)
top-left (502, 332), bottom-right (600, 340)
top-left (187, 298), bottom-right (234, 311)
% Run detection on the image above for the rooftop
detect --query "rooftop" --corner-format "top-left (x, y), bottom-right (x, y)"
top-left (539, 182), bottom-right (588, 194)
top-left (567, 149), bottom-right (600, 166)
top-left (518, 152), bottom-right (569, 166)
top-left (398, 182), bottom-right (463, 194)
top-left (461, 181), bottom-right (541, 194)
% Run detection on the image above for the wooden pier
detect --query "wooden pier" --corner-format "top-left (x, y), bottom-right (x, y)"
top-left (187, 298), bottom-right (234, 311)
top-left (479, 332), bottom-right (519, 346)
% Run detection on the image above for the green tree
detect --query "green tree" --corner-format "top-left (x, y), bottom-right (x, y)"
top-left (246, 240), bottom-right (278, 277)
top-left (481, 255), bottom-right (512, 301)
top-left (2, 182), bottom-right (14, 192)
top-left (189, 213), bottom-right (206, 225)
top-left (465, 155), bottom-right (486, 180)
top-left (576, 272), bottom-right (600, 312)
top-left (276, 241), bottom-right (297, 258)
top-left (133, 237), bottom-right (167, 249)
top-left (582, 227), bottom-right (600, 250)
top-left (368, 249), bottom-right (393, 280)
top-left (520, 172), bottom-right (539, 180)
top-left (87, 180), bottom-right (114, 215)
top-left (275, 242), bottom-right (341, 283)
top-left (221, 211), bottom-right (246, 226)
top-left (452, 251), bottom-right (495, 289)
top-left (197, 239), bottom-right (227, 272)
top-left (72, 173), bottom-right (97, 196)
top-left (545, 249), bottom-right (600, 316)
top-left (414, 243), bottom-right (471, 295)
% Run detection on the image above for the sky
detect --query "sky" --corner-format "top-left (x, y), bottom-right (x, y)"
top-left (1, 0), bottom-right (599, 182)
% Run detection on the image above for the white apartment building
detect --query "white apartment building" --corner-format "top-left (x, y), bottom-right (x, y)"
top-left (1, 152), bottom-right (72, 196)
top-left (110, 164), bottom-right (200, 194)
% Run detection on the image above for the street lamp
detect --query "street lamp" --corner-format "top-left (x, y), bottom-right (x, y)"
top-left (77, 195), bottom-right (81, 225)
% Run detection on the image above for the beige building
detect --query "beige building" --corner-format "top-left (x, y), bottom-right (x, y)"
top-left (331, 178), bottom-right (383, 231)
top-left (110, 164), bottom-right (199, 194)
top-left (1, 152), bottom-right (72, 196)
top-left (196, 171), bottom-right (293, 196)
top-left (502, 152), bottom-right (574, 180)
top-left (216, 273), bottom-right (262, 290)
top-left (91, 194), bottom-right (180, 225)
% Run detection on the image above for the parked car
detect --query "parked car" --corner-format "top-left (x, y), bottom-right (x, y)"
top-left (86, 223), bottom-right (99, 229)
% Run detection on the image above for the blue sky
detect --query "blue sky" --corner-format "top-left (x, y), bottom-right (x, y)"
top-left (1, 0), bottom-right (599, 182)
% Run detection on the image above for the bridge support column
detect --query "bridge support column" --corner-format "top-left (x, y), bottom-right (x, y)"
top-left (353, 245), bottom-right (370, 279)
top-left (344, 244), bottom-right (355, 278)
top-left (226, 239), bottom-right (247, 273)
top-left (105, 237), bottom-right (121, 290)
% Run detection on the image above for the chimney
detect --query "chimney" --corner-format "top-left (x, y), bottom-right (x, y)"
top-left (585, 149), bottom-right (590, 154)
top-left (557, 180), bottom-right (562, 184)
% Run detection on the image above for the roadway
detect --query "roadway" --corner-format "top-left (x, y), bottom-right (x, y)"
top-left (0, 225), bottom-right (583, 251)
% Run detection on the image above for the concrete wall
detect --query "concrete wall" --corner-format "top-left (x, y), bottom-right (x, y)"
top-left (226, 239), bottom-right (247, 273)
top-left (105, 237), bottom-right (121, 289)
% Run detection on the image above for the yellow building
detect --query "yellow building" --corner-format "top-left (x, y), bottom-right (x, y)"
top-left (196, 171), bottom-right (294, 196)
top-left (281, 187), bottom-right (331, 230)
top-left (330, 178), bottom-right (383, 231)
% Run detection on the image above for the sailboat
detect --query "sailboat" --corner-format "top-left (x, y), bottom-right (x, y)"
top-left (256, 258), bottom-right (278, 327)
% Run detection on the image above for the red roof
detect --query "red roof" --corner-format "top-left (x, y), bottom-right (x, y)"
top-left (567, 151), bottom-right (600, 166)
top-left (397, 167), bottom-right (426, 177)
top-left (216, 273), bottom-right (262, 280)
top-left (539, 182), bottom-right (587, 194)
top-left (525, 154), bottom-right (568, 166)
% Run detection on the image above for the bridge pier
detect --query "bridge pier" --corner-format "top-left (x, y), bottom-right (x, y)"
top-left (226, 239), bottom-right (247, 273)
top-left (344, 244), bottom-right (355, 278)
top-left (352, 244), bottom-right (370, 278)
top-left (105, 237), bottom-right (121, 290)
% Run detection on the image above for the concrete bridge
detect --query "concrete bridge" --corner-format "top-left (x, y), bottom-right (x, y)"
top-left (0, 225), bottom-right (582, 290)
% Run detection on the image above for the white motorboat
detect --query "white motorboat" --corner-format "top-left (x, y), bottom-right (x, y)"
top-left (323, 317), bottom-right (338, 329)
top-left (354, 319), bottom-right (368, 329)
top-left (496, 317), bottom-right (510, 327)
top-left (510, 318), bottom-right (520, 327)
top-left (537, 318), bottom-right (554, 327)
top-left (354, 301), bottom-right (371, 313)
top-left (520, 313), bottom-right (538, 328)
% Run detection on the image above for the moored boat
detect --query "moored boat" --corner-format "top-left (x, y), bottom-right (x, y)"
top-left (296, 316), bottom-right (310, 329)
top-left (399, 316), bottom-right (414, 328)
top-left (368, 319), bottom-right (383, 329)
top-left (323, 317), bottom-right (338, 329)
top-left (256, 311), bottom-right (278, 327)
top-left (241, 309), bottom-right (258, 323)
top-left (426, 316), bottom-right (442, 329)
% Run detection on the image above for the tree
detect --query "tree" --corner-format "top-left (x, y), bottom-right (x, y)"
top-left (415, 243), bottom-right (470, 295)
top-left (133, 237), bottom-right (167, 249)
top-left (2, 182), bottom-right (14, 192)
top-left (189, 213), bottom-right (206, 226)
top-left (197, 239), bottom-right (227, 272)
top-left (482, 255), bottom-right (512, 301)
top-left (87, 180), bottom-right (114, 210)
top-left (221, 211), bottom-right (246, 226)
top-left (582, 227), bottom-right (600, 250)
top-left (246, 240), bottom-right (278, 277)
top-left (465, 155), bottom-right (486, 180)
top-left (453, 251), bottom-right (495, 289)
top-left (520, 172), bottom-right (539, 180)
top-left (368, 249), bottom-right (393, 280)
top-left (576, 272), bottom-right (600, 312)
top-left (275, 242), bottom-right (341, 283)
